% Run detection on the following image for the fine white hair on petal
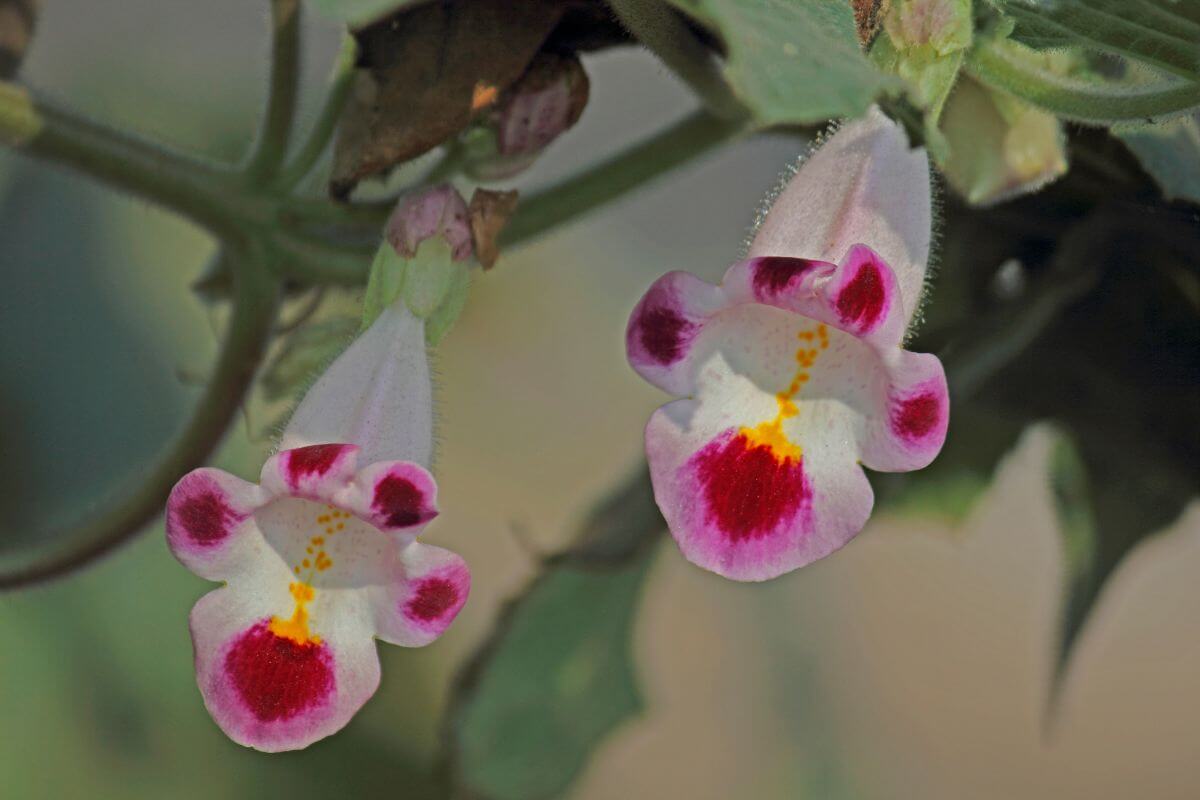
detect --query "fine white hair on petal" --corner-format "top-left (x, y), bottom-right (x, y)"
top-left (746, 106), bottom-right (932, 327)
top-left (281, 302), bottom-right (434, 468)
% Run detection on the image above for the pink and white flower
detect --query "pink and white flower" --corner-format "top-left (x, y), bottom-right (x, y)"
top-left (167, 299), bottom-right (468, 751)
top-left (626, 108), bottom-right (948, 582)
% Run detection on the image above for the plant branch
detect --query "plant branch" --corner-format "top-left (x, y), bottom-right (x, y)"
top-left (0, 83), bottom-right (253, 236)
top-left (607, 0), bottom-right (748, 120)
top-left (276, 31), bottom-right (356, 191)
top-left (501, 109), bottom-right (747, 247)
top-left (966, 39), bottom-right (1200, 124)
top-left (274, 109), bottom-right (748, 284)
top-left (0, 254), bottom-right (281, 590)
top-left (245, 0), bottom-right (302, 181)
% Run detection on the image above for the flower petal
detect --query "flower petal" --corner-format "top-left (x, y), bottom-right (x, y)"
top-left (190, 586), bottom-right (381, 752)
top-left (280, 304), bottom-right (434, 468)
top-left (635, 248), bottom-right (947, 580)
top-left (166, 468), bottom-right (269, 582)
top-left (370, 543), bottom-right (471, 647)
top-left (260, 443), bottom-right (360, 503)
top-left (646, 400), bottom-right (874, 582)
top-left (340, 460), bottom-right (440, 536)
top-left (625, 269), bottom-right (732, 396)
top-left (747, 106), bottom-right (931, 325)
top-left (860, 350), bottom-right (949, 472)
top-left (725, 245), bottom-right (906, 348)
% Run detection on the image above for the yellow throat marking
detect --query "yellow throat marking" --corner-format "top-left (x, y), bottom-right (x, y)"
top-left (739, 324), bottom-right (829, 461)
top-left (269, 505), bottom-right (350, 645)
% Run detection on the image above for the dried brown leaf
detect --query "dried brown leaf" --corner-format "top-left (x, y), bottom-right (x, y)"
top-left (330, 0), bottom-right (564, 198)
top-left (852, 0), bottom-right (890, 46)
top-left (0, 0), bottom-right (37, 79)
top-left (468, 187), bottom-right (519, 270)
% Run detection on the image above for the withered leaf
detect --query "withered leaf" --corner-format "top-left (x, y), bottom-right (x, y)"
top-left (331, 0), bottom-right (565, 198)
top-left (0, 0), bottom-right (37, 79)
top-left (468, 187), bottom-right (519, 270)
top-left (852, 0), bottom-right (890, 46)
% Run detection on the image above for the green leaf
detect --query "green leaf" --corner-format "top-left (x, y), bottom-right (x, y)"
top-left (991, 0), bottom-right (1200, 81)
top-left (424, 260), bottom-right (469, 346)
top-left (1115, 114), bottom-right (1200, 204)
top-left (981, 206), bottom-right (1199, 707)
top-left (261, 315), bottom-right (359, 402)
top-left (660, 0), bottom-right (896, 125)
top-left (307, 0), bottom-right (422, 28)
top-left (1044, 429), bottom-right (1098, 694)
top-left (403, 238), bottom-right (456, 317)
top-left (444, 468), bottom-right (664, 800)
top-left (359, 242), bottom-right (407, 331)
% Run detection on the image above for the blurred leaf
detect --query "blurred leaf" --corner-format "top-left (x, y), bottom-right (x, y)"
top-left (331, 0), bottom-right (563, 197)
top-left (444, 467), bottom-right (663, 800)
top-left (0, 0), bottom-right (37, 79)
top-left (261, 315), bottom-right (358, 402)
top-left (1115, 113), bottom-right (1200, 204)
top-left (986, 204), bottom-right (1199, 698)
top-left (939, 73), bottom-right (1068, 205)
top-left (660, 0), bottom-right (895, 125)
top-left (308, 0), bottom-right (423, 28)
top-left (926, 130), bottom-right (1198, 701)
top-left (1045, 428), bottom-right (1097, 686)
top-left (991, 0), bottom-right (1200, 81)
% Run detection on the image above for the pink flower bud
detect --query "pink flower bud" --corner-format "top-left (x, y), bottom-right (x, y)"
top-left (385, 183), bottom-right (473, 261)
top-left (494, 53), bottom-right (589, 158)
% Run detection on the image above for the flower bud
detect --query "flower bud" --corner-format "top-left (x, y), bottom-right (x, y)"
top-left (368, 185), bottom-right (474, 344)
top-left (884, 0), bottom-right (971, 55)
top-left (463, 52), bottom-right (589, 181)
top-left (939, 75), bottom-right (1067, 205)
top-left (384, 183), bottom-right (472, 261)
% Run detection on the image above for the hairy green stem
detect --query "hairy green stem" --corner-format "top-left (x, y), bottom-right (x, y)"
top-left (607, 0), bottom-right (748, 120)
top-left (245, 0), bottom-right (302, 181)
top-left (502, 110), bottom-right (747, 247)
top-left (967, 39), bottom-right (1200, 124)
top-left (276, 31), bottom-right (356, 191)
top-left (0, 257), bottom-right (281, 590)
top-left (276, 110), bottom-right (748, 284)
top-left (0, 84), bottom-right (257, 237)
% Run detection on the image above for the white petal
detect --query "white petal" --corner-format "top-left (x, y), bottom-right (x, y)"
top-left (748, 106), bottom-right (932, 325)
top-left (281, 303), bottom-right (433, 468)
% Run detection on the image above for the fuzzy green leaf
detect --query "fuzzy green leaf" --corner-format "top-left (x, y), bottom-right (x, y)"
top-left (992, 0), bottom-right (1200, 81)
top-left (660, 0), bottom-right (896, 125)
top-left (445, 469), bottom-right (663, 800)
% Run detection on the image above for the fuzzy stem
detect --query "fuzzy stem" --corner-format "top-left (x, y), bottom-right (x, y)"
top-left (501, 110), bottom-right (747, 246)
top-left (245, 0), bottom-right (302, 181)
top-left (0, 83), bottom-right (253, 237)
top-left (275, 31), bottom-right (356, 191)
top-left (0, 255), bottom-right (281, 590)
top-left (607, 0), bottom-right (748, 120)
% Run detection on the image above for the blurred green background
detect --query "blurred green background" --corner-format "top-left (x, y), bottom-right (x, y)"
top-left (2, 3), bottom-right (1198, 798)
